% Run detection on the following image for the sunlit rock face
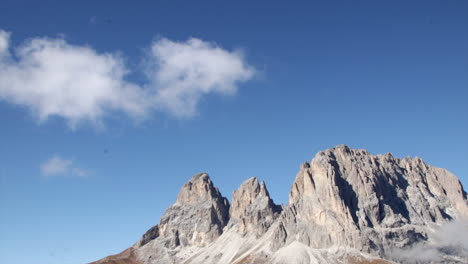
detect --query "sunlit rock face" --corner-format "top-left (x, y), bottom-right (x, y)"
top-left (92, 145), bottom-right (468, 264)
top-left (280, 144), bottom-right (468, 254)
top-left (139, 172), bottom-right (230, 248)
top-left (228, 177), bottom-right (282, 236)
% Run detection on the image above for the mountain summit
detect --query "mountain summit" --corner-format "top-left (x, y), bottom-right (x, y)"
top-left (90, 145), bottom-right (468, 264)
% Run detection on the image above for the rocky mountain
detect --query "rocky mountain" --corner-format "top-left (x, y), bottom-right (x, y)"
top-left (90, 145), bottom-right (468, 264)
top-left (228, 177), bottom-right (282, 236)
top-left (138, 173), bottom-right (230, 249)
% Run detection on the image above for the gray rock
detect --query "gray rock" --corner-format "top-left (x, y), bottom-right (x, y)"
top-left (138, 172), bottom-right (230, 248)
top-left (228, 177), bottom-right (281, 236)
top-left (92, 145), bottom-right (468, 264)
top-left (280, 144), bottom-right (468, 258)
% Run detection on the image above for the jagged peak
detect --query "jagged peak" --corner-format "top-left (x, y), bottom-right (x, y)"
top-left (176, 172), bottom-right (227, 205)
top-left (321, 144), bottom-right (370, 156)
top-left (300, 162), bottom-right (310, 169)
top-left (241, 176), bottom-right (259, 186)
top-left (230, 177), bottom-right (281, 235)
top-left (232, 177), bottom-right (276, 200)
top-left (139, 172), bottom-right (230, 249)
top-left (291, 145), bottom-right (468, 225)
top-left (260, 180), bottom-right (270, 197)
top-left (315, 146), bottom-right (440, 170)
top-left (334, 143), bottom-right (351, 150)
top-left (94, 145), bottom-right (468, 264)
top-left (190, 172), bottom-right (210, 182)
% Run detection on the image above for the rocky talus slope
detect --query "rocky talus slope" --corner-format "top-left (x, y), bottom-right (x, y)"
top-left (90, 145), bottom-right (468, 264)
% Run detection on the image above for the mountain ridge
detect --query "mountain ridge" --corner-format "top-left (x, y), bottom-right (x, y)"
top-left (90, 145), bottom-right (468, 264)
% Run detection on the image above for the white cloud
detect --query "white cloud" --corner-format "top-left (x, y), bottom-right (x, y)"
top-left (0, 30), bottom-right (255, 128)
top-left (40, 155), bottom-right (91, 178)
top-left (147, 38), bottom-right (254, 117)
top-left (389, 219), bottom-right (468, 262)
top-left (0, 30), bottom-right (149, 128)
top-left (0, 30), bottom-right (10, 58)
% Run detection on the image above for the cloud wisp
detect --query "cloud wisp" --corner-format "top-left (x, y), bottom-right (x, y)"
top-left (389, 219), bottom-right (468, 263)
top-left (0, 30), bottom-right (255, 128)
top-left (40, 155), bottom-right (91, 178)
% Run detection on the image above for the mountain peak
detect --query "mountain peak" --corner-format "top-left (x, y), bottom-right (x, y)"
top-left (300, 162), bottom-right (310, 169)
top-left (287, 145), bottom-right (468, 252)
top-left (190, 172), bottom-right (209, 181)
top-left (139, 172), bottom-right (230, 248)
top-left (176, 172), bottom-right (224, 205)
top-left (94, 145), bottom-right (468, 264)
top-left (229, 177), bottom-right (281, 235)
top-left (321, 144), bottom-right (371, 156)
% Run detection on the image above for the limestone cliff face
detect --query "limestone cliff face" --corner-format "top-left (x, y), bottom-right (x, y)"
top-left (139, 172), bottom-right (230, 248)
top-left (282, 144), bottom-right (468, 254)
top-left (228, 177), bottom-right (282, 236)
top-left (290, 145), bottom-right (467, 223)
top-left (92, 145), bottom-right (468, 264)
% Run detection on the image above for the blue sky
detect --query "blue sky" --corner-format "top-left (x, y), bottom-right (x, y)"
top-left (1, 1), bottom-right (467, 263)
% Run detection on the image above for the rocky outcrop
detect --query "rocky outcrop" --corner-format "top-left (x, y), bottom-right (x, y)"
top-left (228, 177), bottom-right (281, 235)
top-left (276, 144), bottom-right (468, 258)
top-left (91, 145), bottom-right (468, 264)
top-left (138, 172), bottom-right (230, 248)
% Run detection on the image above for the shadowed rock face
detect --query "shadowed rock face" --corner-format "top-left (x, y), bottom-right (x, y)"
top-left (91, 145), bottom-right (468, 264)
top-left (139, 225), bottom-right (159, 247)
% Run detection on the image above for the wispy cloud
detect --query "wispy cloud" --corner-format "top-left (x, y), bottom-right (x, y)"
top-left (40, 155), bottom-right (91, 178)
top-left (0, 30), bottom-right (9, 57)
top-left (389, 219), bottom-right (468, 263)
top-left (0, 29), bottom-right (255, 129)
